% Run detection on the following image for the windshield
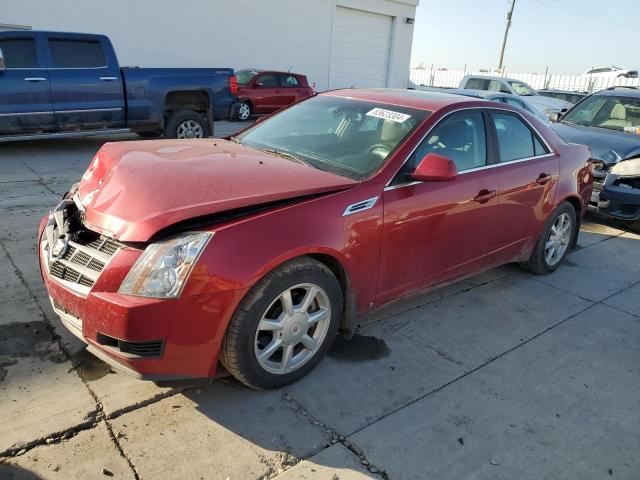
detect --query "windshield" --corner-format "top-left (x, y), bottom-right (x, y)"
top-left (233, 96), bottom-right (429, 180)
top-left (509, 81), bottom-right (537, 96)
top-left (562, 95), bottom-right (640, 133)
top-left (236, 69), bottom-right (259, 85)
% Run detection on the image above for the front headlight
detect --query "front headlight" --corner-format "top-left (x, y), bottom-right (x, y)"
top-left (610, 157), bottom-right (640, 176)
top-left (118, 232), bottom-right (212, 299)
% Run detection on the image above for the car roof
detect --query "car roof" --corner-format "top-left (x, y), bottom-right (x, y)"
top-left (462, 75), bottom-right (526, 83)
top-left (324, 88), bottom-right (494, 111)
top-left (592, 87), bottom-right (640, 98)
top-left (238, 69), bottom-right (304, 77)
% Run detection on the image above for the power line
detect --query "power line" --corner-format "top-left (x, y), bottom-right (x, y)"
top-left (529, 0), bottom-right (640, 31)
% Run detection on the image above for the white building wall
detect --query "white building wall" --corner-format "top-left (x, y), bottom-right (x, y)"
top-left (0, 0), bottom-right (417, 90)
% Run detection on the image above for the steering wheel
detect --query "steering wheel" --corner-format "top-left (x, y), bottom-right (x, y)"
top-left (367, 143), bottom-right (392, 156)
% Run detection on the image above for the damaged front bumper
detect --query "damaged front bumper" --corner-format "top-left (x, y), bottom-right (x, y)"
top-left (591, 173), bottom-right (640, 221)
top-left (38, 201), bottom-right (248, 381)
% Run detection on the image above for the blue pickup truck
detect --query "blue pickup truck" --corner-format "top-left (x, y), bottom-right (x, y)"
top-left (0, 31), bottom-right (240, 141)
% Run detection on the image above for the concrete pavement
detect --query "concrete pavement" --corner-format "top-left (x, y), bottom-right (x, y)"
top-left (0, 123), bottom-right (639, 479)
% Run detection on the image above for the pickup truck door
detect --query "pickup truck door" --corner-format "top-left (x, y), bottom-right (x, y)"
top-left (0, 34), bottom-right (55, 135)
top-left (44, 34), bottom-right (124, 129)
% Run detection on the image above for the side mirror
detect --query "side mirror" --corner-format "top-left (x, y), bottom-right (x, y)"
top-left (410, 152), bottom-right (458, 182)
top-left (548, 112), bottom-right (561, 123)
top-left (0, 48), bottom-right (5, 71)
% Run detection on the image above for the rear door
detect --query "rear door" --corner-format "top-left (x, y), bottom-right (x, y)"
top-left (279, 73), bottom-right (305, 105)
top-left (377, 109), bottom-right (500, 304)
top-left (45, 34), bottom-right (124, 129)
top-left (252, 73), bottom-right (283, 113)
top-left (0, 34), bottom-right (55, 134)
top-left (489, 110), bottom-right (559, 260)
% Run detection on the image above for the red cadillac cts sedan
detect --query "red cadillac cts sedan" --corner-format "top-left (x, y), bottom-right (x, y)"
top-left (39, 90), bottom-right (593, 389)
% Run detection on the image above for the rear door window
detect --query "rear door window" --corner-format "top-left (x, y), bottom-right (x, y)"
top-left (0, 38), bottom-right (38, 68)
top-left (491, 113), bottom-right (549, 162)
top-left (464, 78), bottom-right (490, 90)
top-left (48, 39), bottom-right (106, 68)
top-left (281, 74), bottom-right (300, 87)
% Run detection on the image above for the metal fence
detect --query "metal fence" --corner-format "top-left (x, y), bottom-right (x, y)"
top-left (409, 67), bottom-right (640, 93)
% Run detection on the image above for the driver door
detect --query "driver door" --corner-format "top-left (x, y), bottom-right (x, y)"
top-left (376, 110), bottom-right (500, 305)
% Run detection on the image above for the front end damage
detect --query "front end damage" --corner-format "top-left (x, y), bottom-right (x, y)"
top-left (38, 194), bottom-right (248, 380)
top-left (591, 156), bottom-right (640, 228)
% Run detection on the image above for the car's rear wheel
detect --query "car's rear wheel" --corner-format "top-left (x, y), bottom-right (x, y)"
top-left (220, 257), bottom-right (342, 389)
top-left (237, 101), bottom-right (251, 121)
top-left (520, 201), bottom-right (577, 274)
top-left (629, 219), bottom-right (640, 234)
top-left (165, 109), bottom-right (210, 139)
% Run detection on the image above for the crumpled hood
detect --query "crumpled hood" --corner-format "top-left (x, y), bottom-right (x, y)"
top-left (550, 122), bottom-right (640, 163)
top-left (77, 139), bottom-right (357, 242)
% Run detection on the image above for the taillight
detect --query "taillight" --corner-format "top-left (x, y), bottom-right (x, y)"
top-left (229, 75), bottom-right (238, 95)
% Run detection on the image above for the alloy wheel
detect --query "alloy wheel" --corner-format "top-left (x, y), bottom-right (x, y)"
top-left (254, 283), bottom-right (331, 375)
top-left (238, 103), bottom-right (251, 121)
top-left (544, 212), bottom-right (572, 266)
top-left (176, 120), bottom-right (204, 139)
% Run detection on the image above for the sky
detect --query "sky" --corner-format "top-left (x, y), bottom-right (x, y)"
top-left (410, 0), bottom-right (640, 75)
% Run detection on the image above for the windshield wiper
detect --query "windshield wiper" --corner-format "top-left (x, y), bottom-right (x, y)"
top-left (259, 148), bottom-right (309, 166)
top-left (229, 136), bottom-right (241, 144)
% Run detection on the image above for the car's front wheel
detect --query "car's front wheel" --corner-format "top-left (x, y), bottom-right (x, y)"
top-left (220, 257), bottom-right (343, 389)
top-left (521, 201), bottom-right (577, 274)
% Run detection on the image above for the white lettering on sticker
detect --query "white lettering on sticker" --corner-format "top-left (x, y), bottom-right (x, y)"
top-left (366, 108), bottom-right (411, 123)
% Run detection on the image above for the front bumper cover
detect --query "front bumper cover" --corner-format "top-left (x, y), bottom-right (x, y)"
top-left (593, 173), bottom-right (640, 221)
top-left (38, 215), bottom-right (248, 380)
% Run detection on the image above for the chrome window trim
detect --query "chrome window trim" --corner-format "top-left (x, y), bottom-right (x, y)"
top-left (384, 106), bottom-right (556, 191)
top-left (384, 153), bottom-right (556, 191)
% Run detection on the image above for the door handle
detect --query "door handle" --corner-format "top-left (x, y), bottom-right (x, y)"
top-left (99, 76), bottom-right (118, 81)
top-left (536, 173), bottom-right (553, 185)
top-left (24, 77), bottom-right (46, 82)
top-left (473, 189), bottom-right (496, 204)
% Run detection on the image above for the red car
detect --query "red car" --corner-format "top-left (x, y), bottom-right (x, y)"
top-left (39, 90), bottom-right (593, 389)
top-left (235, 69), bottom-right (314, 121)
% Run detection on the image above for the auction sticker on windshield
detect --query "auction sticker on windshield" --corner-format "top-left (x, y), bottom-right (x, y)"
top-left (624, 126), bottom-right (640, 135)
top-left (367, 108), bottom-right (412, 123)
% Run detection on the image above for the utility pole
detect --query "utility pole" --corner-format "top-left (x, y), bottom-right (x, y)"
top-left (497, 0), bottom-right (516, 73)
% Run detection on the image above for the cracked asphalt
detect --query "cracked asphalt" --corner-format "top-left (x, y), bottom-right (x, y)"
top-left (1, 122), bottom-right (639, 479)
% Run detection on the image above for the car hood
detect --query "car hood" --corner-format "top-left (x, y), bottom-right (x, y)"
top-left (76, 139), bottom-right (357, 242)
top-left (526, 95), bottom-right (571, 111)
top-left (550, 122), bottom-right (640, 163)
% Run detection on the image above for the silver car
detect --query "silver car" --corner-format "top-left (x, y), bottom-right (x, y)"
top-left (459, 75), bottom-right (572, 117)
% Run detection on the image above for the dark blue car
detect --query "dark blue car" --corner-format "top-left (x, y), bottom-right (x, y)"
top-left (0, 31), bottom-right (240, 141)
top-left (551, 87), bottom-right (640, 232)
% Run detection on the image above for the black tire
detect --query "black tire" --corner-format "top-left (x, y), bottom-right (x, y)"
top-left (629, 220), bottom-right (640, 234)
top-left (520, 201), bottom-right (577, 275)
top-left (220, 257), bottom-right (343, 390)
top-left (237, 101), bottom-right (252, 121)
top-left (165, 109), bottom-right (210, 139)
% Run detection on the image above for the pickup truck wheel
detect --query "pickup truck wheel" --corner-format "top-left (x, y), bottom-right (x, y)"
top-left (237, 101), bottom-right (252, 121)
top-left (629, 220), bottom-right (640, 234)
top-left (166, 109), bottom-right (210, 139)
top-left (220, 257), bottom-right (342, 390)
top-left (520, 202), bottom-right (577, 275)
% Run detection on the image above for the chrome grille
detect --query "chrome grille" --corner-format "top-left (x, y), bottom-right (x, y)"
top-left (42, 230), bottom-right (124, 296)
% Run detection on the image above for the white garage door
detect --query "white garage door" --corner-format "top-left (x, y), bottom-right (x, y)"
top-left (329, 7), bottom-right (393, 89)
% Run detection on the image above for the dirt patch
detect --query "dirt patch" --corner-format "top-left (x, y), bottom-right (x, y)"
top-left (0, 321), bottom-right (66, 382)
top-left (328, 333), bottom-right (391, 362)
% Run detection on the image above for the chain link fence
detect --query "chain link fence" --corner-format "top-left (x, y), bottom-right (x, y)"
top-left (409, 66), bottom-right (640, 93)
